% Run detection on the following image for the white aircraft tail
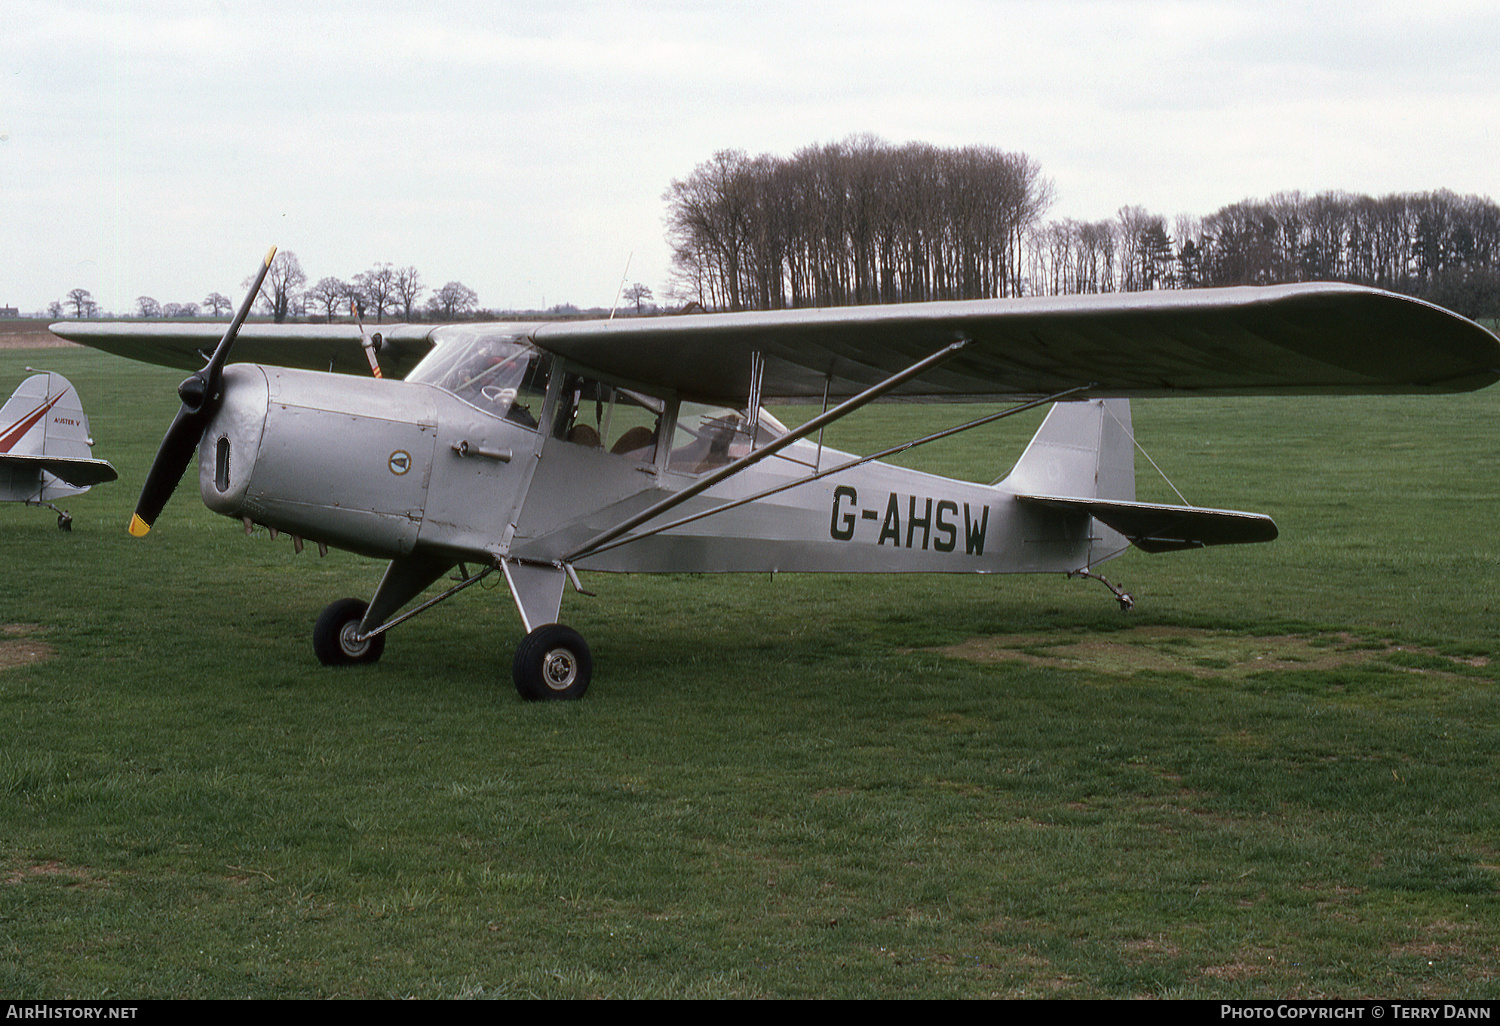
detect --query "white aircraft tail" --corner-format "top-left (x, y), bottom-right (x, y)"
top-left (0, 372), bottom-right (97, 460)
top-left (1001, 398), bottom-right (1277, 559)
top-left (0, 371), bottom-right (117, 504)
top-left (1000, 398), bottom-right (1135, 502)
top-left (998, 399), bottom-right (1134, 564)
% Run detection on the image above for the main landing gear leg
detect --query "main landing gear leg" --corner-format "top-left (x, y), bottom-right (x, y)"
top-left (500, 560), bottom-right (590, 701)
top-left (310, 557), bottom-right (477, 669)
top-left (307, 558), bottom-right (595, 700)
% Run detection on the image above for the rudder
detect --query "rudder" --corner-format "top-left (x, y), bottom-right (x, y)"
top-left (999, 398), bottom-right (1134, 502)
top-left (0, 372), bottom-right (94, 460)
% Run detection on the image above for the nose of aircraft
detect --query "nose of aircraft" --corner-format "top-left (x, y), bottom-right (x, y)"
top-left (197, 365), bottom-right (439, 559)
top-left (128, 247), bottom-right (276, 536)
top-left (198, 364), bottom-right (271, 516)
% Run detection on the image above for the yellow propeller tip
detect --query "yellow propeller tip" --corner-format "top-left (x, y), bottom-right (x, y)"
top-left (128, 514), bottom-right (152, 537)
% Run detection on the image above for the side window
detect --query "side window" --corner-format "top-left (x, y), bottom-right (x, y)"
top-left (551, 375), bottom-right (662, 463)
top-left (669, 403), bottom-right (783, 475)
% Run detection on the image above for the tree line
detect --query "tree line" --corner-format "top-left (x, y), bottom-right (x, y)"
top-left (1029, 190), bottom-right (1500, 317)
top-left (53, 255), bottom-right (484, 324)
top-left (665, 139), bottom-right (1500, 320)
top-left (229, 253), bottom-right (486, 324)
top-left (664, 137), bottom-right (1054, 311)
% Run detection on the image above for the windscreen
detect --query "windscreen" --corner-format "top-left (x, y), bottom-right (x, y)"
top-left (407, 330), bottom-right (550, 427)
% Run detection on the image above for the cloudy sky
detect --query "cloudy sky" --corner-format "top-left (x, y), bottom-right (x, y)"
top-left (3, 0), bottom-right (1496, 316)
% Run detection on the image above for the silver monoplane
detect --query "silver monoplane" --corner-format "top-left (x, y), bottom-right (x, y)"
top-left (53, 249), bottom-right (1500, 699)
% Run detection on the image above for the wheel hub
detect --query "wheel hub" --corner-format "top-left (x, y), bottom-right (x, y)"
top-left (339, 621), bottom-right (371, 658)
top-left (542, 648), bottom-right (578, 690)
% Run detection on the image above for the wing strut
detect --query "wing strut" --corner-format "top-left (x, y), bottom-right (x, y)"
top-left (353, 562), bottom-right (497, 641)
top-left (562, 339), bottom-right (971, 564)
top-left (570, 383), bottom-right (1096, 563)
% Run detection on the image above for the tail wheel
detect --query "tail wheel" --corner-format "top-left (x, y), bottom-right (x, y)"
top-left (313, 597), bottom-right (386, 666)
top-left (512, 624), bottom-right (591, 701)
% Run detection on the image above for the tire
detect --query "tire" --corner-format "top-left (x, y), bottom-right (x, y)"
top-left (313, 597), bottom-right (386, 666)
top-left (512, 624), bottom-right (591, 701)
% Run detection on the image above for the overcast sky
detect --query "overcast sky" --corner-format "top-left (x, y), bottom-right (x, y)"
top-left (3, 0), bottom-right (1496, 316)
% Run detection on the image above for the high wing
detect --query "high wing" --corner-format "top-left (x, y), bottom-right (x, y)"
top-left (47, 322), bottom-right (439, 380)
top-left (52, 283), bottom-right (1500, 403)
top-left (0, 453), bottom-right (118, 488)
top-left (527, 283), bottom-right (1500, 403)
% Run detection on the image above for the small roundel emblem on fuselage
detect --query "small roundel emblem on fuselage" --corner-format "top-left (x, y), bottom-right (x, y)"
top-left (388, 450), bottom-right (412, 475)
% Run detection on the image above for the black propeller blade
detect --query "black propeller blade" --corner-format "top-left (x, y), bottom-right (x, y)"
top-left (129, 246), bottom-right (277, 537)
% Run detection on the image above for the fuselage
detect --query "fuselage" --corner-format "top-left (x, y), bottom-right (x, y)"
top-left (198, 334), bottom-right (1106, 577)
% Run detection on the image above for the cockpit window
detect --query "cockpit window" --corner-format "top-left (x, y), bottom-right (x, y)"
top-left (408, 331), bottom-right (550, 427)
top-left (552, 373), bottom-right (663, 463)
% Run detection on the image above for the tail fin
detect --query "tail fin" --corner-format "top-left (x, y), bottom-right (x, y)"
top-left (0, 372), bottom-right (95, 459)
top-left (0, 372), bottom-right (116, 498)
top-left (1000, 398), bottom-right (1135, 502)
top-left (1003, 397), bottom-right (1276, 557)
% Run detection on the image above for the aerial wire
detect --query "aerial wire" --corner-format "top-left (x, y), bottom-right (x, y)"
top-left (608, 252), bottom-right (633, 320)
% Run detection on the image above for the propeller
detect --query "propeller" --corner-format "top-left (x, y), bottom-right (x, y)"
top-left (350, 300), bottom-right (384, 378)
top-left (129, 246), bottom-right (277, 537)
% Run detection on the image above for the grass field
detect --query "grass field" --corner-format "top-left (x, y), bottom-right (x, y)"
top-left (2, 341), bottom-right (1498, 999)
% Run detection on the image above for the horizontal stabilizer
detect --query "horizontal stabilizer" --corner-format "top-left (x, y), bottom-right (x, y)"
top-left (1018, 494), bottom-right (1277, 552)
top-left (0, 453), bottom-right (119, 488)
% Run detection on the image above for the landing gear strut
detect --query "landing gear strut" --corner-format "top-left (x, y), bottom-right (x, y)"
top-left (28, 501), bottom-right (73, 530)
top-left (1070, 569), bottom-right (1135, 612)
top-left (309, 561), bottom-right (592, 699)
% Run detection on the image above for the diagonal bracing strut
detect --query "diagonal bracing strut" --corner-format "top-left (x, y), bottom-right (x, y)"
top-left (562, 338), bottom-right (972, 565)
top-left (569, 383), bottom-right (1097, 563)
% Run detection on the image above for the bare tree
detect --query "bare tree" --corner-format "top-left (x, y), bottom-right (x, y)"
top-left (203, 292), bottom-right (232, 317)
top-left (66, 288), bottom-right (95, 318)
top-left (428, 281), bottom-right (478, 320)
top-left (246, 250), bottom-right (306, 323)
top-left (392, 266), bottom-right (423, 321)
top-left (622, 282), bottom-right (653, 314)
top-left (136, 296), bottom-right (162, 318)
top-left (354, 263), bottom-right (397, 322)
top-left (664, 149), bottom-right (755, 311)
top-left (307, 277), bottom-right (349, 321)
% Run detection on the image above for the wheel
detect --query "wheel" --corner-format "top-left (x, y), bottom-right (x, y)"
top-left (512, 624), bottom-right (592, 701)
top-left (57, 512), bottom-right (73, 531)
top-left (313, 597), bottom-right (385, 666)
